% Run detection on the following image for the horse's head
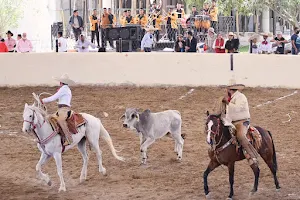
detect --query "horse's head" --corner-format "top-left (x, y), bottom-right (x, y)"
top-left (22, 103), bottom-right (36, 133)
top-left (205, 111), bottom-right (222, 145)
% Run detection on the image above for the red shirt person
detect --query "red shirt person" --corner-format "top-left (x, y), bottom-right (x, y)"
top-left (213, 33), bottom-right (225, 53)
top-left (0, 40), bottom-right (8, 52)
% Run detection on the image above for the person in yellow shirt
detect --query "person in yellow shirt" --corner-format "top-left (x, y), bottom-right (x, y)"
top-left (89, 9), bottom-right (100, 47)
top-left (209, 0), bottom-right (218, 32)
top-left (135, 8), bottom-right (148, 39)
top-left (120, 10), bottom-right (127, 27)
top-left (126, 10), bottom-right (135, 25)
top-left (152, 9), bottom-right (163, 41)
top-left (165, 8), bottom-right (178, 41)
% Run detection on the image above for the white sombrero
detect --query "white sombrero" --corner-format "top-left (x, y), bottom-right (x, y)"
top-left (52, 74), bottom-right (76, 85)
top-left (145, 25), bottom-right (158, 32)
top-left (227, 78), bottom-right (245, 90)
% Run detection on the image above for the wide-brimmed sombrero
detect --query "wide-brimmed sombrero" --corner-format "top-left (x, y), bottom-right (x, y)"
top-left (52, 74), bottom-right (76, 85)
top-left (227, 78), bottom-right (245, 90)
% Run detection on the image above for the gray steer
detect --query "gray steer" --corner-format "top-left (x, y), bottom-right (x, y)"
top-left (121, 108), bottom-right (184, 164)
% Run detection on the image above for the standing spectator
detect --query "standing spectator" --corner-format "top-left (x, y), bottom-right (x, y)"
top-left (0, 39), bottom-right (8, 53)
top-left (120, 10), bottom-right (127, 27)
top-left (141, 26), bottom-right (156, 52)
top-left (90, 9), bottom-right (100, 47)
top-left (213, 33), bottom-right (225, 53)
top-left (174, 34), bottom-right (186, 52)
top-left (17, 33), bottom-right (33, 53)
top-left (186, 6), bottom-right (199, 34)
top-left (17, 34), bottom-right (22, 41)
top-left (175, 3), bottom-right (185, 34)
top-left (271, 31), bottom-right (288, 54)
top-left (258, 33), bottom-right (272, 54)
top-left (185, 31), bottom-right (197, 52)
top-left (5, 31), bottom-right (16, 52)
top-left (57, 32), bottom-right (68, 52)
top-left (205, 27), bottom-right (216, 53)
top-left (75, 35), bottom-right (96, 52)
top-left (69, 10), bottom-right (84, 41)
top-left (209, 0), bottom-right (218, 32)
top-left (291, 27), bottom-right (300, 55)
top-left (107, 8), bottom-right (116, 49)
top-left (225, 32), bottom-right (235, 53)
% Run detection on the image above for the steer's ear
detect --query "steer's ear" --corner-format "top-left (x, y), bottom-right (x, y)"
top-left (119, 114), bottom-right (125, 120)
top-left (206, 111), bottom-right (210, 117)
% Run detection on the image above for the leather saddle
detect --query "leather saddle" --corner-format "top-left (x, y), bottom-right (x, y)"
top-left (48, 112), bottom-right (86, 135)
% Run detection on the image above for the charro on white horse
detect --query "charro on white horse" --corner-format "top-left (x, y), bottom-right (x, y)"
top-left (22, 93), bottom-right (125, 192)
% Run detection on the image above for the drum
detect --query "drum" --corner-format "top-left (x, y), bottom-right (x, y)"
top-left (201, 20), bottom-right (211, 29)
top-left (194, 19), bottom-right (201, 30)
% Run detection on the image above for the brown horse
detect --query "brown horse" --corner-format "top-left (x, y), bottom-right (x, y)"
top-left (203, 112), bottom-right (280, 199)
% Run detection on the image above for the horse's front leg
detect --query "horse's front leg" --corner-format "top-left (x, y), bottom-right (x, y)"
top-left (53, 152), bottom-right (66, 192)
top-left (36, 151), bottom-right (51, 186)
top-left (203, 159), bottom-right (221, 198)
top-left (227, 163), bottom-right (235, 199)
top-left (250, 163), bottom-right (260, 194)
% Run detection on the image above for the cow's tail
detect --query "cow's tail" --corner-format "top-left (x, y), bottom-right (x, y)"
top-left (268, 130), bottom-right (278, 172)
top-left (99, 122), bottom-right (125, 162)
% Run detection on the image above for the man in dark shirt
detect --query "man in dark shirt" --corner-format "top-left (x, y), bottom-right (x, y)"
top-left (225, 32), bottom-right (235, 53)
top-left (271, 32), bottom-right (287, 54)
top-left (185, 31), bottom-right (197, 52)
top-left (291, 27), bottom-right (300, 55)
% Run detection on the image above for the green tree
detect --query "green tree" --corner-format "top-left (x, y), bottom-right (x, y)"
top-left (0, 0), bottom-right (24, 36)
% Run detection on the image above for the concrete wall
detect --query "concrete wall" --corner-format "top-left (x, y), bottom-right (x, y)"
top-left (0, 53), bottom-right (299, 88)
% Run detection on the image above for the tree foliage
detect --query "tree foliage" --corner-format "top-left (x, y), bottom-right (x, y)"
top-left (184, 0), bottom-right (300, 25)
top-left (0, 0), bottom-right (24, 36)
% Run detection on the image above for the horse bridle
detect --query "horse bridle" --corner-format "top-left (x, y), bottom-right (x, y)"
top-left (207, 116), bottom-right (223, 148)
top-left (23, 109), bottom-right (38, 130)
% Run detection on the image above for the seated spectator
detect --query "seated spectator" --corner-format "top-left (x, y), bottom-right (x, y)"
top-left (174, 34), bottom-right (186, 52)
top-left (185, 31), bottom-right (197, 52)
top-left (258, 33), bottom-right (272, 54)
top-left (271, 31), bottom-right (288, 54)
top-left (75, 34), bottom-right (96, 52)
top-left (205, 27), bottom-right (216, 53)
top-left (213, 33), bottom-right (225, 53)
top-left (249, 34), bottom-right (259, 54)
top-left (225, 32), bottom-right (235, 53)
top-left (0, 39), bottom-right (8, 53)
top-left (17, 33), bottom-right (33, 53)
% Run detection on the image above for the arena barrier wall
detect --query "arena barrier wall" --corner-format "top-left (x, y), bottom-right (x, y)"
top-left (0, 53), bottom-right (299, 88)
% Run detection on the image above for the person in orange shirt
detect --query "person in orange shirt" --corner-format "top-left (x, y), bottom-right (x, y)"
top-left (209, 0), bottom-right (218, 32)
top-left (101, 8), bottom-right (114, 48)
top-left (90, 9), bottom-right (100, 47)
top-left (0, 39), bottom-right (8, 52)
top-left (152, 9), bottom-right (163, 42)
top-left (135, 8), bottom-right (148, 38)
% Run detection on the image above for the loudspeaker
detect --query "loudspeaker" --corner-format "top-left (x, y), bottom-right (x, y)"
top-left (106, 26), bottom-right (141, 41)
top-left (116, 40), bottom-right (130, 52)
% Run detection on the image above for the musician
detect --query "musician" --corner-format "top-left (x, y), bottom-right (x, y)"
top-left (126, 10), bottom-right (135, 25)
top-left (108, 8), bottom-right (116, 28)
top-left (100, 8), bottom-right (114, 48)
top-left (209, 0), bottom-right (218, 32)
top-left (120, 10), bottom-right (127, 27)
top-left (202, 3), bottom-right (210, 15)
top-left (152, 9), bottom-right (163, 42)
top-left (150, 3), bottom-right (157, 13)
top-left (186, 6), bottom-right (199, 34)
top-left (89, 9), bottom-right (100, 47)
top-left (135, 8), bottom-right (148, 39)
top-left (165, 8), bottom-right (178, 42)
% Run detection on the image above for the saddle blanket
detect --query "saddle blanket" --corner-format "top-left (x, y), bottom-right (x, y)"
top-left (48, 113), bottom-right (86, 134)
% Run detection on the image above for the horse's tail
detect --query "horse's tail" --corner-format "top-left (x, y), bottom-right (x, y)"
top-left (268, 130), bottom-right (278, 172)
top-left (99, 122), bottom-right (125, 162)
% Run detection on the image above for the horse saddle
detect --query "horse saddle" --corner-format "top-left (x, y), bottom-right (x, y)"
top-left (48, 112), bottom-right (86, 135)
top-left (229, 125), bottom-right (262, 150)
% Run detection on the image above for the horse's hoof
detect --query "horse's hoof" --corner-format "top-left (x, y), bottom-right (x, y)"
top-left (58, 187), bottom-right (66, 192)
top-left (47, 180), bottom-right (52, 186)
top-left (249, 189), bottom-right (257, 196)
top-left (100, 168), bottom-right (107, 176)
top-left (205, 193), bottom-right (211, 199)
top-left (276, 188), bottom-right (281, 192)
top-left (226, 198), bottom-right (233, 200)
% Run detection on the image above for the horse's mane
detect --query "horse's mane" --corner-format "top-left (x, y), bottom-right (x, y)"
top-left (28, 104), bottom-right (48, 119)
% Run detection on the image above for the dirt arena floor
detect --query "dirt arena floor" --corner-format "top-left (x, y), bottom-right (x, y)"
top-left (0, 86), bottom-right (300, 200)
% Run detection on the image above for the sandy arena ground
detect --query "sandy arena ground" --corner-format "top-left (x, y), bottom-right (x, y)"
top-left (0, 86), bottom-right (300, 200)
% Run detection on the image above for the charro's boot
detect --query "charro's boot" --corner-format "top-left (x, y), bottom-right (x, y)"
top-left (235, 123), bottom-right (258, 166)
top-left (58, 120), bottom-right (73, 146)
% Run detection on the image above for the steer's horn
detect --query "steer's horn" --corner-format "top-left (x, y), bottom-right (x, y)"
top-left (119, 114), bottom-right (125, 120)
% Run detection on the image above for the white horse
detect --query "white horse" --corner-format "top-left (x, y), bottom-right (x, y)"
top-left (22, 95), bottom-right (125, 192)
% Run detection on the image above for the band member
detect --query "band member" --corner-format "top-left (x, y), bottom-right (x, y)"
top-left (165, 8), bottom-right (178, 42)
top-left (186, 6), bottom-right (199, 34)
top-left (152, 9), bottom-right (163, 42)
top-left (89, 9), bottom-right (100, 47)
top-left (135, 8), bottom-right (148, 39)
top-left (101, 8), bottom-right (114, 48)
top-left (126, 10), bottom-right (135, 25)
top-left (202, 3), bottom-right (210, 15)
top-left (108, 8), bottom-right (116, 28)
top-left (120, 10), bottom-right (127, 27)
top-left (209, 0), bottom-right (218, 32)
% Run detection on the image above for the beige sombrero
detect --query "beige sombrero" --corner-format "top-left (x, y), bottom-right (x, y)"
top-left (227, 78), bottom-right (245, 90)
top-left (145, 25), bottom-right (158, 32)
top-left (52, 74), bottom-right (76, 85)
